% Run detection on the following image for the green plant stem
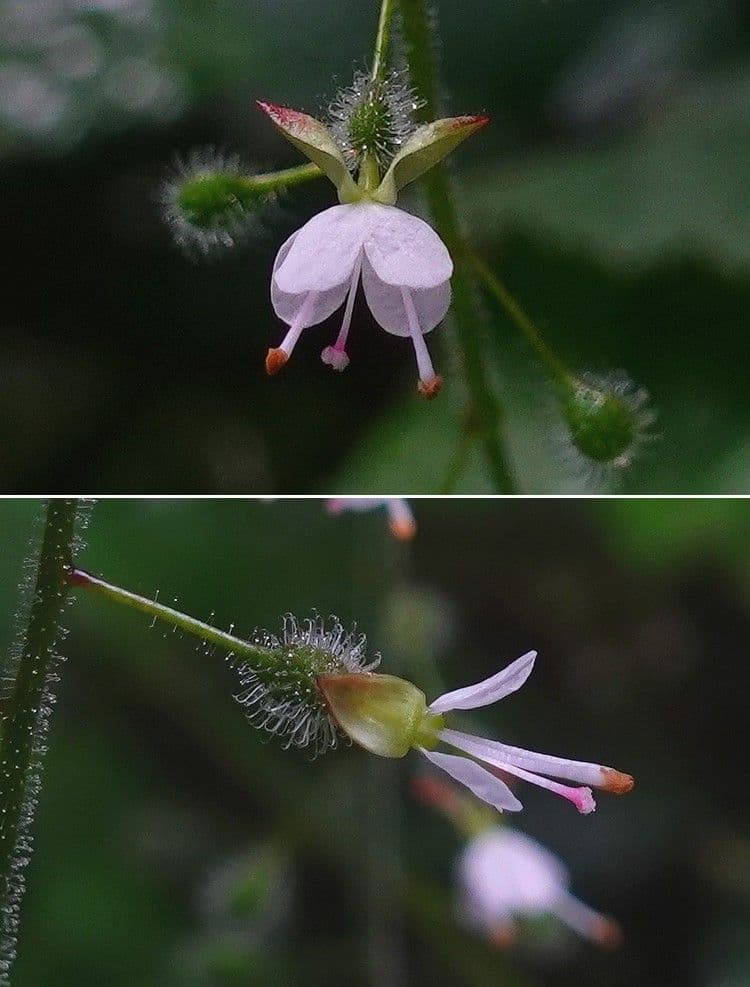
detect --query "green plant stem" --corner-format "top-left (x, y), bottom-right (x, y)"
top-left (439, 421), bottom-right (476, 494)
top-left (0, 499), bottom-right (82, 984)
top-left (398, 0), bottom-right (517, 493)
top-left (250, 162), bottom-right (322, 194)
top-left (372, 0), bottom-right (396, 82)
top-left (469, 247), bottom-right (574, 388)
top-left (70, 569), bottom-right (274, 667)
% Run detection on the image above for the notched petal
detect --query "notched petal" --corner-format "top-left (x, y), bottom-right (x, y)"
top-left (257, 100), bottom-right (361, 202)
top-left (363, 205), bottom-right (452, 288)
top-left (374, 115), bottom-right (489, 204)
top-left (273, 204), bottom-right (372, 295)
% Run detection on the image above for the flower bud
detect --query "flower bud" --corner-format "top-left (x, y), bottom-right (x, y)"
top-left (316, 672), bottom-right (440, 758)
top-left (560, 372), bottom-right (655, 469)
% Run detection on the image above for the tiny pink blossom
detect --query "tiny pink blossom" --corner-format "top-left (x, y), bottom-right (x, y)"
top-left (266, 203), bottom-right (448, 396)
top-left (420, 650), bottom-right (634, 815)
top-left (257, 100), bottom-right (489, 396)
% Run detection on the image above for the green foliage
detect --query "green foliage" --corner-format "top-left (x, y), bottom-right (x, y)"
top-left (467, 71), bottom-right (750, 271)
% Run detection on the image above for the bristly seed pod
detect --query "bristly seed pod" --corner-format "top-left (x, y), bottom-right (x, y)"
top-left (233, 614), bottom-right (379, 756)
top-left (160, 147), bottom-right (273, 256)
top-left (328, 70), bottom-right (422, 174)
top-left (559, 371), bottom-right (656, 474)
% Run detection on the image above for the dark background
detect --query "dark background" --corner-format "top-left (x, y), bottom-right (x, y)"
top-left (2, 0), bottom-right (750, 492)
top-left (1, 497), bottom-right (749, 985)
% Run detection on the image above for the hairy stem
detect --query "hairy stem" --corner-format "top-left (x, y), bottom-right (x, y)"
top-left (70, 569), bottom-right (276, 666)
top-left (372, 0), bottom-right (397, 82)
top-left (0, 499), bottom-right (84, 984)
top-left (398, 0), bottom-right (517, 493)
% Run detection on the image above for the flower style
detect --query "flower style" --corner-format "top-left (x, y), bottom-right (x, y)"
top-left (318, 649), bottom-right (633, 814)
top-left (458, 827), bottom-right (622, 948)
top-left (257, 97), bottom-right (489, 397)
top-left (326, 497), bottom-right (416, 540)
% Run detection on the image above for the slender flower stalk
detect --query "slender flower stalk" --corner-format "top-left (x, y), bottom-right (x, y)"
top-left (69, 568), bottom-right (264, 662)
top-left (469, 247), bottom-right (573, 388)
top-left (0, 500), bottom-right (85, 985)
top-left (371, 0), bottom-right (396, 83)
top-left (398, 0), bottom-right (517, 491)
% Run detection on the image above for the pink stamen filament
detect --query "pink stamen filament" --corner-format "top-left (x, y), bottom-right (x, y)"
top-left (280, 290), bottom-right (318, 356)
top-left (401, 286), bottom-right (436, 383)
top-left (555, 892), bottom-right (609, 941)
top-left (386, 499), bottom-right (416, 538)
top-left (440, 728), bottom-right (606, 789)
top-left (486, 761), bottom-right (595, 814)
top-left (330, 256), bottom-right (362, 354)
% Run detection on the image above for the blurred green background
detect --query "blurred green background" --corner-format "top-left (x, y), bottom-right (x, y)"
top-left (2, 496), bottom-right (750, 985)
top-left (2, 0), bottom-right (750, 492)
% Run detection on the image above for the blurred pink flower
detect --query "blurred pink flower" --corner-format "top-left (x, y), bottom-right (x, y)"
top-left (457, 826), bottom-right (622, 949)
top-left (326, 497), bottom-right (416, 541)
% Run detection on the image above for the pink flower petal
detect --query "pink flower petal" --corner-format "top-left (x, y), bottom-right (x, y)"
top-left (363, 204), bottom-right (452, 289)
top-left (420, 748), bottom-right (522, 813)
top-left (273, 204), bottom-right (372, 294)
top-left (429, 651), bottom-right (537, 714)
top-left (361, 256), bottom-right (450, 338)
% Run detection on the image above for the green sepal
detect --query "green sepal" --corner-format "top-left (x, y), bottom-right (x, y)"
top-left (257, 101), bottom-right (362, 203)
top-left (317, 672), bottom-right (431, 758)
top-left (372, 115), bottom-right (490, 204)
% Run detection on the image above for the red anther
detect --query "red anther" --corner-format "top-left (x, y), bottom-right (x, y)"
top-left (600, 768), bottom-right (635, 794)
top-left (265, 347), bottom-right (288, 376)
top-left (418, 374), bottom-right (443, 400)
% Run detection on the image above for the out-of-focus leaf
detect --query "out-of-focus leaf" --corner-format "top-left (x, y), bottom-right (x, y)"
top-left (331, 384), bottom-right (496, 494)
top-left (468, 70), bottom-right (750, 270)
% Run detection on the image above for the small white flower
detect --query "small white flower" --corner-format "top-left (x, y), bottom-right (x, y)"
top-left (458, 826), bottom-right (622, 948)
top-left (258, 100), bottom-right (489, 397)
